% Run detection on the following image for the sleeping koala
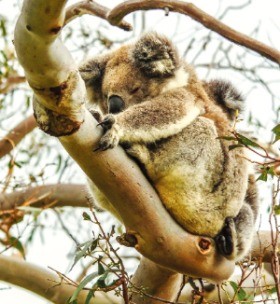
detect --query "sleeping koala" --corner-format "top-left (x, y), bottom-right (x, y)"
top-left (80, 32), bottom-right (258, 261)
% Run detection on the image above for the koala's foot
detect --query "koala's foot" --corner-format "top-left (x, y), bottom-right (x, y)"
top-left (215, 217), bottom-right (235, 257)
top-left (94, 114), bottom-right (120, 151)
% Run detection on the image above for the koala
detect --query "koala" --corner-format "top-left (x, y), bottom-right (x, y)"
top-left (80, 32), bottom-right (258, 261)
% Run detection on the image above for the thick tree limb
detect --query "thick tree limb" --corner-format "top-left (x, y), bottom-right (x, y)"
top-left (14, 0), bottom-right (235, 282)
top-left (130, 257), bottom-right (183, 304)
top-left (0, 115), bottom-right (37, 159)
top-left (65, 1), bottom-right (132, 31)
top-left (0, 255), bottom-right (119, 304)
top-left (108, 0), bottom-right (280, 64)
top-left (0, 184), bottom-right (87, 214)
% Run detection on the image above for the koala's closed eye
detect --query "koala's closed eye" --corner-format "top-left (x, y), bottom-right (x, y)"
top-left (130, 86), bottom-right (141, 94)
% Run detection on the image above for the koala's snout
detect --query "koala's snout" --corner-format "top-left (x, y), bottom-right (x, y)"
top-left (108, 95), bottom-right (125, 114)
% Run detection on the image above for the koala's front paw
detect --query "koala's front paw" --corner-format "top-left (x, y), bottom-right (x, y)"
top-left (97, 114), bottom-right (115, 131)
top-left (215, 217), bottom-right (236, 258)
top-left (94, 114), bottom-right (121, 151)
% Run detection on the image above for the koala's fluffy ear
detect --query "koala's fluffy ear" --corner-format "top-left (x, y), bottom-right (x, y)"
top-left (132, 32), bottom-right (180, 77)
top-left (79, 53), bottom-right (110, 86)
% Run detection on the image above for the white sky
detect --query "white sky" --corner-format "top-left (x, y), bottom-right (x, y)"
top-left (0, 0), bottom-right (280, 303)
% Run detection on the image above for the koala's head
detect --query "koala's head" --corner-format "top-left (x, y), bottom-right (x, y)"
top-left (79, 32), bottom-right (183, 114)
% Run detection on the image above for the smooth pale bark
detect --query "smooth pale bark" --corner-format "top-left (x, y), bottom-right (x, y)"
top-left (0, 184), bottom-right (87, 213)
top-left (0, 255), bottom-right (119, 304)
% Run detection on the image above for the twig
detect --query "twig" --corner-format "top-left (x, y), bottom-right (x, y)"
top-left (65, 1), bottom-right (132, 31)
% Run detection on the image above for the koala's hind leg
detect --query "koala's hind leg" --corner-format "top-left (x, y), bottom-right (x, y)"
top-left (215, 176), bottom-right (258, 260)
top-left (215, 203), bottom-right (255, 261)
top-left (215, 217), bottom-right (236, 258)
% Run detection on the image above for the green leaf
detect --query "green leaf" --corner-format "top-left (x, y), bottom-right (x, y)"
top-left (69, 272), bottom-right (101, 303)
top-left (229, 281), bottom-right (238, 292)
top-left (70, 240), bottom-right (93, 271)
top-left (256, 171), bottom-right (268, 182)
top-left (90, 239), bottom-right (98, 252)
top-left (85, 290), bottom-right (94, 304)
top-left (98, 262), bottom-right (106, 275)
top-left (229, 144), bottom-right (243, 151)
top-left (9, 237), bottom-right (25, 259)
top-left (272, 124), bottom-right (280, 143)
top-left (268, 286), bottom-right (277, 294)
top-left (274, 205), bottom-right (280, 215)
top-left (236, 286), bottom-right (247, 301)
top-left (235, 133), bottom-right (260, 148)
top-left (83, 212), bottom-right (91, 221)
top-left (256, 166), bottom-right (275, 182)
top-left (229, 281), bottom-right (247, 302)
top-left (217, 136), bottom-right (236, 141)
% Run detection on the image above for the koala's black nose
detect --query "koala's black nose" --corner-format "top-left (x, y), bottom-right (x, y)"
top-left (108, 95), bottom-right (125, 114)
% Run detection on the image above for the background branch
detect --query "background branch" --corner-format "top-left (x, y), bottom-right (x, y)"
top-left (0, 255), bottom-right (118, 304)
top-left (108, 0), bottom-right (280, 64)
top-left (0, 184), bottom-right (87, 214)
top-left (65, 1), bottom-right (132, 31)
top-left (0, 115), bottom-right (37, 159)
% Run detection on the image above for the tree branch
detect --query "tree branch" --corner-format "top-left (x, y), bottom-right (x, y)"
top-left (0, 115), bottom-right (37, 159)
top-left (0, 255), bottom-right (119, 304)
top-left (0, 184), bottom-right (87, 214)
top-left (108, 0), bottom-right (280, 64)
top-left (64, 1), bottom-right (132, 31)
top-left (0, 75), bottom-right (26, 94)
top-left (14, 0), bottom-right (235, 282)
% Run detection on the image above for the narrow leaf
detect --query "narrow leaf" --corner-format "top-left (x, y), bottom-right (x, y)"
top-left (236, 133), bottom-right (260, 148)
top-left (229, 144), bottom-right (243, 151)
top-left (98, 262), bottom-right (106, 275)
top-left (9, 237), bottom-right (25, 259)
top-left (82, 212), bottom-right (91, 221)
top-left (69, 272), bottom-right (100, 303)
top-left (85, 290), bottom-right (94, 304)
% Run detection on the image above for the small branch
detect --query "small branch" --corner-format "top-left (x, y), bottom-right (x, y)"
top-left (0, 184), bottom-right (87, 214)
top-left (64, 1), bottom-right (132, 31)
top-left (0, 115), bottom-right (37, 159)
top-left (108, 0), bottom-right (280, 64)
top-left (0, 75), bottom-right (26, 94)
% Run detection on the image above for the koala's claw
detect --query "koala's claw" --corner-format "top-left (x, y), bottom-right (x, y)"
top-left (215, 217), bottom-right (234, 256)
top-left (93, 124), bottom-right (120, 152)
top-left (96, 114), bottom-right (115, 131)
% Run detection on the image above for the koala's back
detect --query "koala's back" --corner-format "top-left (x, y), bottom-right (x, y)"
top-left (129, 116), bottom-right (248, 237)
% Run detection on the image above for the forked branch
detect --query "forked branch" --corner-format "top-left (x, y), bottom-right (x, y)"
top-left (65, 1), bottom-right (132, 31)
top-left (108, 0), bottom-right (280, 64)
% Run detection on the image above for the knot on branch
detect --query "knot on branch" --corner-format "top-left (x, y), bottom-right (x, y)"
top-left (117, 232), bottom-right (138, 247)
top-left (31, 72), bottom-right (86, 136)
top-left (34, 107), bottom-right (83, 137)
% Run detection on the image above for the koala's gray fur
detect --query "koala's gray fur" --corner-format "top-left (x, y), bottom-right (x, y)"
top-left (80, 32), bottom-right (258, 261)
